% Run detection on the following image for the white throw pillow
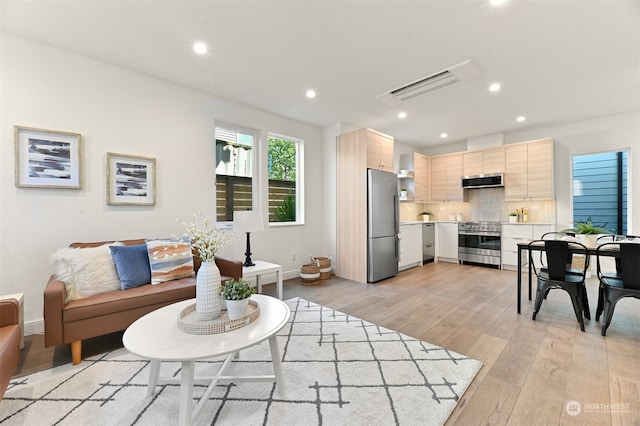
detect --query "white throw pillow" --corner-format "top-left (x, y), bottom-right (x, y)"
top-left (51, 242), bottom-right (123, 302)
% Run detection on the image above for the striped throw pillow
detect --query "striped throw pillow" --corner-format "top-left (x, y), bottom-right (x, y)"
top-left (145, 238), bottom-right (195, 284)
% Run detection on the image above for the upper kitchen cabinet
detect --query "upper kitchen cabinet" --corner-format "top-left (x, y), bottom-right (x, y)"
top-left (400, 152), bottom-right (430, 202)
top-left (365, 129), bottom-right (394, 171)
top-left (505, 139), bottom-right (554, 200)
top-left (482, 146), bottom-right (505, 174)
top-left (431, 152), bottom-right (463, 202)
top-left (462, 151), bottom-right (483, 176)
top-left (463, 147), bottom-right (505, 176)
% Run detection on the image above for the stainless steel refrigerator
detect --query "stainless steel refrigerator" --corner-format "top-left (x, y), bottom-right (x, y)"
top-left (367, 169), bottom-right (399, 282)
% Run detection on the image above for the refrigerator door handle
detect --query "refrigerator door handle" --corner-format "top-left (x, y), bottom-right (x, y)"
top-left (393, 193), bottom-right (399, 235)
top-left (395, 236), bottom-right (400, 261)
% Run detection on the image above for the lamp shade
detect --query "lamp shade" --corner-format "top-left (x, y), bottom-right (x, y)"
top-left (233, 210), bottom-right (264, 234)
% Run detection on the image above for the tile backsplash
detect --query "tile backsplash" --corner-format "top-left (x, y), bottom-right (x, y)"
top-left (400, 187), bottom-right (557, 223)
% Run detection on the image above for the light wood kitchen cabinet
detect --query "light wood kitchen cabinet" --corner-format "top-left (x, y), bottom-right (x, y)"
top-left (399, 223), bottom-right (423, 270)
top-left (431, 153), bottom-right (463, 202)
top-left (366, 129), bottom-right (394, 171)
top-left (463, 151), bottom-right (483, 176)
top-left (482, 146), bottom-right (505, 174)
top-left (436, 222), bottom-right (458, 263)
top-left (526, 139), bottom-right (554, 199)
top-left (505, 144), bottom-right (528, 199)
top-left (463, 147), bottom-right (505, 176)
top-left (505, 139), bottom-right (553, 200)
top-left (430, 156), bottom-right (447, 201)
top-left (336, 128), bottom-right (394, 283)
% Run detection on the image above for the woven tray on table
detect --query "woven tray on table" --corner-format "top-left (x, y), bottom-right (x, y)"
top-left (177, 300), bottom-right (260, 335)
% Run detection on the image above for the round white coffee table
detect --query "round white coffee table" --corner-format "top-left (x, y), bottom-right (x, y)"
top-left (122, 294), bottom-right (290, 426)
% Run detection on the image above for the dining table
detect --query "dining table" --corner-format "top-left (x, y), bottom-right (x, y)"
top-left (515, 239), bottom-right (621, 314)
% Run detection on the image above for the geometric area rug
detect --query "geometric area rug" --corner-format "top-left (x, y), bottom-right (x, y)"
top-left (2, 298), bottom-right (482, 425)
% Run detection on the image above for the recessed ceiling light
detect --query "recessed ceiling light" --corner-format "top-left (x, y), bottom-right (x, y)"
top-left (306, 89), bottom-right (316, 98)
top-left (398, 112), bottom-right (407, 119)
top-left (490, 0), bottom-right (507, 5)
top-left (440, 133), bottom-right (448, 138)
top-left (193, 42), bottom-right (207, 54)
top-left (517, 116), bottom-right (526, 122)
top-left (489, 83), bottom-right (501, 92)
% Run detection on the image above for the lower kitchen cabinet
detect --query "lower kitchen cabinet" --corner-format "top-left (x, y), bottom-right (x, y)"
top-left (501, 223), bottom-right (554, 270)
top-left (399, 223), bottom-right (422, 270)
top-left (436, 222), bottom-right (458, 263)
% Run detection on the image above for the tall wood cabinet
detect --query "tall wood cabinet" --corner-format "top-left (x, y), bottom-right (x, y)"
top-left (336, 128), bottom-right (394, 282)
top-left (505, 139), bottom-right (554, 200)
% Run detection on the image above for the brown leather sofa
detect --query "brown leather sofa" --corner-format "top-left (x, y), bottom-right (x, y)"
top-left (44, 239), bottom-right (242, 365)
top-left (1, 298), bottom-right (21, 399)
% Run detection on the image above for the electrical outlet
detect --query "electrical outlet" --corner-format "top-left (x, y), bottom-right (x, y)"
top-left (531, 205), bottom-right (540, 211)
top-left (291, 252), bottom-right (296, 261)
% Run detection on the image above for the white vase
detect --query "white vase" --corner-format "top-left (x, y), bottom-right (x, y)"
top-left (226, 298), bottom-right (249, 320)
top-left (509, 216), bottom-right (517, 223)
top-left (422, 215), bottom-right (430, 222)
top-left (196, 261), bottom-right (222, 321)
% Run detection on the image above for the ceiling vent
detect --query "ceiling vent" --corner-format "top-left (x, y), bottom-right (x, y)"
top-left (376, 59), bottom-right (482, 105)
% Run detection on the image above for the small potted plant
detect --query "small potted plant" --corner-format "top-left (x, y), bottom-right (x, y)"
top-left (508, 212), bottom-right (518, 223)
top-left (220, 278), bottom-right (256, 320)
top-left (400, 187), bottom-right (408, 199)
top-left (420, 211), bottom-right (435, 222)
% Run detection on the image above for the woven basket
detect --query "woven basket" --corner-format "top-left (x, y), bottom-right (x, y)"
top-left (300, 263), bottom-right (320, 285)
top-left (311, 256), bottom-right (332, 279)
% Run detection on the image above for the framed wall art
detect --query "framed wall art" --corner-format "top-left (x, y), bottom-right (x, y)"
top-left (107, 153), bottom-right (156, 206)
top-left (14, 125), bottom-right (82, 189)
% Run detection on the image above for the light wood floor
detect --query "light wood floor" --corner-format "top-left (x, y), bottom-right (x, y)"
top-left (13, 262), bottom-right (640, 425)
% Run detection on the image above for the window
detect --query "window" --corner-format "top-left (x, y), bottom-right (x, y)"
top-left (268, 133), bottom-right (303, 224)
top-left (215, 125), bottom-right (257, 223)
top-left (572, 151), bottom-right (628, 234)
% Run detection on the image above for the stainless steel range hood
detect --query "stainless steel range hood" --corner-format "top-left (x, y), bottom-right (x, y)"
top-left (461, 173), bottom-right (504, 189)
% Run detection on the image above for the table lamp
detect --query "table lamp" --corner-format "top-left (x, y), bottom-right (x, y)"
top-left (233, 210), bottom-right (264, 267)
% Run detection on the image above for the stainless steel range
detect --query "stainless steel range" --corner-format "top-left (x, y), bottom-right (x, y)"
top-left (458, 221), bottom-right (501, 268)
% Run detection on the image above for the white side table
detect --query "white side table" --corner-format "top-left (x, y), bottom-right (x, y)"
top-left (0, 293), bottom-right (24, 349)
top-left (242, 260), bottom-right (284, 300)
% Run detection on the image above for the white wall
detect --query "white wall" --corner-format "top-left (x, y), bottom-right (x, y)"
top-left (0, 34), bottom-right (324, 332)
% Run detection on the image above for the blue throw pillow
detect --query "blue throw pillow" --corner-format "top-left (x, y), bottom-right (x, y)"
top-left (109, 244), bottom-right (151, 290)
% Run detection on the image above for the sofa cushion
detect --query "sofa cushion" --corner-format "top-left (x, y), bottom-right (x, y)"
top-left (109, 244), bottom-right (151, 290)
top-left (51, 243), bottom-right (123, 302)
top-left (62, 276), bottom-right (197, 322)
top-left (146, 238), bottom-right (194, 284)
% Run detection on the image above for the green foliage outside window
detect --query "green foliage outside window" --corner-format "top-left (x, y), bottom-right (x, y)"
top-left (268, 137), bottom-right (296, 181)
top-left (275, 191), bottom-right (296, 222)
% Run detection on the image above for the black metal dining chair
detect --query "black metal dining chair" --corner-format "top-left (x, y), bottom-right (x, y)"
top-left (540, 232), bottom-right (582, 275)
top-left (595, 235), bottom-right (640, 279)
top-left (595, 241), bottom-right (640, 336)
top-left (529, 239), bottom-right (590, 331)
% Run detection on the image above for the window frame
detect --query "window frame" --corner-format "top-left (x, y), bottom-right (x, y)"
top-left (214, 121), bottom-right (261, 228)
top-left (267, 132), bottom-right (304, 227)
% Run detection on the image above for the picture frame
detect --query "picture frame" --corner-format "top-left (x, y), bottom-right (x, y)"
top-left (107, 153), bottom-right (156, 206)
top-left (14, 125), bottom-right (82, 189)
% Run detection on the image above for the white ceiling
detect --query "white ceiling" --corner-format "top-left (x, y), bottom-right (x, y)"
top-left (2, 0), bottom-right (639, 147)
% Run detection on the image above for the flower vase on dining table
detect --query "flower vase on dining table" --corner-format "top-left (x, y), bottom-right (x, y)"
top-left (196, 261), bottom-right (222, 321)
